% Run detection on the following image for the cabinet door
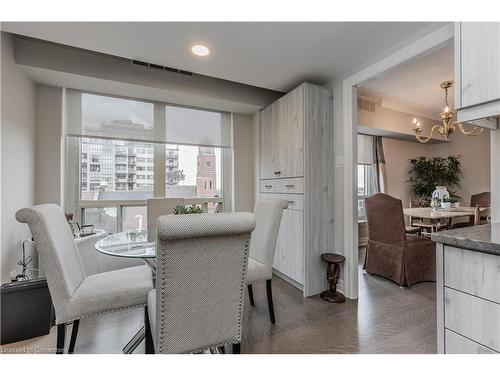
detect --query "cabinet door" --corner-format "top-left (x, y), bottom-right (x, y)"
top-left (277, 208), bottom-right (304, 285)
top-left (259, 103), bottom-right (279, 179)
top-left (460, 22), bottom-right (500, 108)
top-left (277, 86), bottom-right (304, 178)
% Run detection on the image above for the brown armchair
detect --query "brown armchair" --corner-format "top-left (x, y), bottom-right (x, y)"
top-left (364, 193), bottom-right (436, 287)
top-left (452, 192), bottom-right (491, 229)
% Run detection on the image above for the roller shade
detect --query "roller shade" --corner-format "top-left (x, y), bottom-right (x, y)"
top-left (357, 134), bottom-right (374, 165)
top-left (66, 89), bottom-right (232, 148)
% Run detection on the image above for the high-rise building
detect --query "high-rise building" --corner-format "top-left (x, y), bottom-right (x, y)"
top-left (80, 139), bottom-right (179, 199)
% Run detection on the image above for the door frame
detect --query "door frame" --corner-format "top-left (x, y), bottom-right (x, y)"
top-left (341, 23), bottom-right (454, 299)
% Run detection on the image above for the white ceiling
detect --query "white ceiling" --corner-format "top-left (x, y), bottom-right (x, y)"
top-left (359, 43), bottom-right (454, 119)
top-left (2, 22), bottom-right (446, 92)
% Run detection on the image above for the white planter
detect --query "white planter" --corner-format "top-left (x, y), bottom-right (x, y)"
top-left (441, 202), bottom-right (452, 209)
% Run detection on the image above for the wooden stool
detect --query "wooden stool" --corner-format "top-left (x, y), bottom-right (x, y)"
top-left (320, 253), bottom-right (346, 303)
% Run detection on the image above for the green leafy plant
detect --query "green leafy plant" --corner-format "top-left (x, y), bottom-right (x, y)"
top-left (408, 155), bottom-right (462, 205)
top-left (173, 204), bottom-right (203, 215)
top-left (443, 196), bottom-right (459, 203)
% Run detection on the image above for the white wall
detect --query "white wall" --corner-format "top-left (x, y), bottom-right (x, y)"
top-left (1, 32), bottom-right (36, 283)
top-left (232, 113), bottom-right (255, 212)
top-left (34, 85), bottom-right (63, 205)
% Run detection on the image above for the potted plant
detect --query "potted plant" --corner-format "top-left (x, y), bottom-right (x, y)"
top-left (408, 155), bottom-right (462, 206)
top-left (173, 204), bottom-right (203, 215)
top-left (441, 197), bottom-right (452, 209)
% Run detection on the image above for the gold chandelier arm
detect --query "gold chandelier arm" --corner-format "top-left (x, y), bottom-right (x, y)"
top-left (414, 124), bottom-right (441, 143)
top-left (457, 122), bottom-right (484, 136)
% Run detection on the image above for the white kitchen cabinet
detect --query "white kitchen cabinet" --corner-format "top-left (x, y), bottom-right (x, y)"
top-left (259, 82), bottom-right (333, 297)
top-left (455, 22), bottom-right (500, 125)
top-left (435, 242), bottom-right (500, 353)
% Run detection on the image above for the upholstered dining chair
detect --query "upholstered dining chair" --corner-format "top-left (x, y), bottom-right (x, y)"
top-left (452, 191), bottom-right (491, 229)
top-left (146, 198), bottom-right (184, 242)
top-left (246, 199), bottom-right (288, 324)
top-left (146, 212), bottom-right (255, 354)
top-left (364, 194), bottom-right (436, 287)
top-left (16, 204), bottom-right (153, 354)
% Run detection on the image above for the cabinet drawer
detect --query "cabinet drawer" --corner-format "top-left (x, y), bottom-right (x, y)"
top-left (260, 177), bottom-right (304, 194)
top-left (445, 329), bottom-right (497, 354)
top-left (260, 193), bottom-right (304, 211)
top-left (444, 287), bottom-right (500, 351)
top-left (444, 246), bottom-right (500, 304)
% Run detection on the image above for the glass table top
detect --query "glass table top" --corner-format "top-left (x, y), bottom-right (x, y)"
top-left (95, 229), bottom-right (156, 258)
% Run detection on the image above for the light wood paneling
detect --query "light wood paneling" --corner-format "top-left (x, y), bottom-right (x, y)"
top-left (258, 82), bottom-right (332, 297)
top-left (277, 85), bottom-right (304, 178)
top-left (444, 287), bottom-right (500, 352)
top-left (259, 177), bottom-right (304, 194)
top-left (260, 193), bottom-right (304, 211)
top-left (277, 208), bottom-right (304, 285)
top-left (445, 329), bottom-right (498, 354)
top-left (460, 22), bottom-right (500, 108)
top-left (303, 83), bottom-right (333, 297)
top-left (444, 246), bottom-right (500, 304)
top-left (259, 103), bottom-right (279, 179)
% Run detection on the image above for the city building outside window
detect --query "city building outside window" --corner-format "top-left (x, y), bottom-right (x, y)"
top-left (67, 90), bottom-right (230, 233)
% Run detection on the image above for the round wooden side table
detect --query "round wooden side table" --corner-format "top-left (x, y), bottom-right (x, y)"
top-left (320, 253), bottom-right (346, 303)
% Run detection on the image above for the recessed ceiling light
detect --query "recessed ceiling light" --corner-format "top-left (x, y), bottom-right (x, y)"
top-left (191, 45), bottom-right (210, 57)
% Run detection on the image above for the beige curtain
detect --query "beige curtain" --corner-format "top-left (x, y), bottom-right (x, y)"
top-left (373, 136), bottom-right (387, 194)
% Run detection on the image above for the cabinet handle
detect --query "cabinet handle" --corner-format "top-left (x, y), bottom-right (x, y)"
top-left (284, 184), bottom-right (295, 188)
top-left (287, 200), bottom-right (295, 204)
top-left (264, 185), bottom-right (272, 188)
top-left (274, 171), bottom-right (281, 175)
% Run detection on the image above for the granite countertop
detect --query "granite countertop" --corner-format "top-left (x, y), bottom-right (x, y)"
top-left (431, 223), bottom-right (500, 256)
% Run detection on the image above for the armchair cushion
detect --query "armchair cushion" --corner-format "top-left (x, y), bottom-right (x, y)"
top-left (62, 265), bottom-right (153, 324)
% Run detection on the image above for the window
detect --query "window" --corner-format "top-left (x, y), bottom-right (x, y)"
top-left (357, 164), bottom-right (375, 220)
top-left (67, 90), bottom-right (230, 232)
top-left (80, 138), bottom-right (154, 201)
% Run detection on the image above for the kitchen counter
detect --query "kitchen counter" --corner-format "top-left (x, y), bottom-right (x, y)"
top-left (431, 223), bottom-right (500, 256)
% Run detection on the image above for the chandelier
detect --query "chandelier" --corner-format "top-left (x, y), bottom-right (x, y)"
top-left (412, 80), bottom-right (483, 143)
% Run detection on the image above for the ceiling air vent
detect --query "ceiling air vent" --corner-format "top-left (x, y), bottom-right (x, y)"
top-left (132, 60), bottom-right (194, 76)
top-left (357, 96), bottom-right (377, 113)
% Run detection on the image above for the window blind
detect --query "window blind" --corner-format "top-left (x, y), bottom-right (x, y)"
top-left (357, 134), bottom-right (374, 165)
top-left (65, 89), bottom-right (232, 148)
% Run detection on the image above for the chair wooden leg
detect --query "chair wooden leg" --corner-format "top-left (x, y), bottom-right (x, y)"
top-left (232, 342), bottom-right (241, 354)
top-left (68, 320), bottom-right (80, 354)
top-left (266, 279), bottom-right (276, 324)
top-left (56, 324), bottom-right (66, 354)
top-left (247, 284), bottom-right (255, 306)
top-left (144, 306), bottom-right (154, 354)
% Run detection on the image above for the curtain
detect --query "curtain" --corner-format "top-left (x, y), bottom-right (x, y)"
top-left (65, 89), bottom-right (232, 148)
top-left (372, 136), bottom-right (387, 194)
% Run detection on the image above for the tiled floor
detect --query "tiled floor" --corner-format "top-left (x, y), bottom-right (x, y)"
top-left (1, 248), bottom-right (436, 354)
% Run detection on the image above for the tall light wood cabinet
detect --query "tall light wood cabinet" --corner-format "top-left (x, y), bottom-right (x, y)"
top-left (455, 22), bottom-right (500, 126)
top-left (259, 82), bottom-right (333, 297)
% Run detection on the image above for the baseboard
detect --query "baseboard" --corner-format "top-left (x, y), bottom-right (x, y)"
top-left (272, 269), bottom-right (303, 292)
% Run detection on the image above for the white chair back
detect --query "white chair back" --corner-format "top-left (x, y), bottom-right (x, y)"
top-left (16, 204), bottom-right (86, 317)
top-left (154, 212), bottom-right (255, 353)
top-left (249, 199), bottom-right (288, 270)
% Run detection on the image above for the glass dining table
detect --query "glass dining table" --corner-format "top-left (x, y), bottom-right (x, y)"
top-left (95, 229), bottom-right (157, 271)
top-left (94, 229), bottom-right (156, 354)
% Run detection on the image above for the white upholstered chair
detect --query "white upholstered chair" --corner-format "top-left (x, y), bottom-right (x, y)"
top-left (146, 198), bottom-right (184, 242)
top-left (146, 212), bottom-right (255, 354)
top-left (246, 199), bottom-right (288, 324)
top-left (16, 204), bottom-right (153, 354)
